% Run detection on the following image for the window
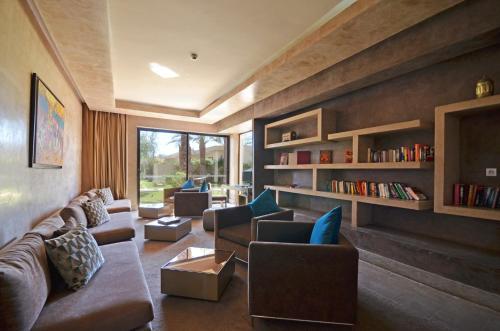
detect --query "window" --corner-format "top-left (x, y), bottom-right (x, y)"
top-left (239, 131), bottom-right (253, 185)
top-left (138, 129), bottom-right (229, 205)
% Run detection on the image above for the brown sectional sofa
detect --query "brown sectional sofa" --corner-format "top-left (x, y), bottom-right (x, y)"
top-left (60, 194), bottom-right (135, 245)
top-left (0, 193), bottom-right (154, 331)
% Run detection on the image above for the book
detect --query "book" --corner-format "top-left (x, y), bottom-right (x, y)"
top-left (158, 217), bottom-right (181, 225)
top-left (279, 153), bottom-right (288, 165)
top-left (453, 183), bottom-right (499, 208)
top-left (319, 150), bottom-right (333, 164)
top-left (288, 152), bottom-right (297, 165)
top-left (297, 151), bottom-right (311, 164)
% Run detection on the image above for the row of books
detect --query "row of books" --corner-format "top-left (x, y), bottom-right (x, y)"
top-left (330, 180), bottom-right (428, 200)
top-left (453, 184), bottom-right (499, 208)
top-left (367, 144), bottom-right (434, 163)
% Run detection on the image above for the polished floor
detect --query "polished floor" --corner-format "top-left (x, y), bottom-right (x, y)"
top-left (133, 216), bottom-right (500, 331)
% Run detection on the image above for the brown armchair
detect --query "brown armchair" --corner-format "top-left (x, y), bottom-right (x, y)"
top-left (248, 220), bottom-right (358, 325)
top-left (214, 205), bottom-right (294, 262)
top-left (174, 190), bottom-right (212, 217)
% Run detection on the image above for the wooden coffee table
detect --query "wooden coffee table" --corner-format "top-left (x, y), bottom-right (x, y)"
top-left (144, 217), bottom-right (191, 241)
top-left (161, 247), bottom-right (235, 301)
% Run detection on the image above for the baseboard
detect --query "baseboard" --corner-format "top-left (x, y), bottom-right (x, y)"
top-left (359, 249), bottom-right (500, 313)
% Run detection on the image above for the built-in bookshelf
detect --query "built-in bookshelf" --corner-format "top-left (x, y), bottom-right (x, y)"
top-left (264, 117), bottom-right (435, 228)
top-left (434, 95), bottom-right (500, 221)
top-left (264, 108), bottom-right (336, 149)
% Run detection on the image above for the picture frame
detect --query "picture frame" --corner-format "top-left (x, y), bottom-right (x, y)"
top-left (29, 73), bottom-right (65, 168)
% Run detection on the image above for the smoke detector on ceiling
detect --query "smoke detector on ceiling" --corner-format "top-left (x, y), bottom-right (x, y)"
top-left (190, 52), bottom-right (198, 60)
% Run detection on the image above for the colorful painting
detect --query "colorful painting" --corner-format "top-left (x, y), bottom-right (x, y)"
top-left (29, 73), bottom-right (65, 168)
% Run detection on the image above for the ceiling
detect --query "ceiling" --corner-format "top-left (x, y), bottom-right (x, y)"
top-left (109, 0), bottom-right (343, 111)
top-left (30, 0), bottom-right (463, 130)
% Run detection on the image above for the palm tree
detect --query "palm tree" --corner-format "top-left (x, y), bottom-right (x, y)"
top-left (167, 134), bottom-right (188, 172)
top-left (190, 135), bottom-right (223, 176)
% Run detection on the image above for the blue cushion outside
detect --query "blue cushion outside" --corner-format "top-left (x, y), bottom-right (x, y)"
top-left (309, 207), bottom-right (342, 244)
top-left (199, 180), bottom-right (209, 192)
top-left (248, 189), bottom-right (281, 217)
top-left (181, 179), bottom-right (195, 189)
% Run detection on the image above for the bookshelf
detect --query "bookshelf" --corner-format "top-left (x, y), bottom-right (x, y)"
top-left (264, 118), bottom-right (435, 228)
top-left (434, 95), bottom-right (500, 221)
top-left (264, 108), bottom-right (336, 149)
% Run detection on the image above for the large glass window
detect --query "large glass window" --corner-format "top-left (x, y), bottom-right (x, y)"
top-left (138, 129), bottom-right (228, 204)
top-left (239, 131), bottom-right (253, 185)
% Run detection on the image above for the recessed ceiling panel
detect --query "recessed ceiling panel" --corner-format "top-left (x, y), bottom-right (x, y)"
top-left (109, 0), bottom-right (341, 110)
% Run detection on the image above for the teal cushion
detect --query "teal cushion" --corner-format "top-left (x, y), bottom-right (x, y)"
top-left (248, 189), bottom-right (280, 217)
top-left (181, 179), bottom-right (194, 189)
top-left (309, 207), bottom-right (342, 244)
top-left (199, 180), bottom-right (209, 192)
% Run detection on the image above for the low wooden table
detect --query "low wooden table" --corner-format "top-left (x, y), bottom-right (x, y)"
top-left (139, 203), bottom-right (172, 219)
top-left (161, 247), bottom-right (235, 301)
top-left (144, 217), bottom-right (191, 241)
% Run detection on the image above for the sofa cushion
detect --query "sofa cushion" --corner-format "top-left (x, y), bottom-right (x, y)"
top-left (71, 195), bottom-right (90, 205)
top-left (32, 241), bottom-right (154, 331)
top-left (310, 206), bottom-right (342, 245)
top-left (60, 203), bottom-right (88, 228)
top-left (0, 233), bottom-right (51, 331)
top-left (82, 199), bottom-right (111, 227)
top-left (219, 222), bottom-right (251, 246)
top-left (84, 189), bottom-right (98, 200)
top-left (181, 178), bottom-right (195, 189)
top-left (88, 212), bottom-right (135, 245)
top-left (105, 199), bottom-right (132, 214)
top-left (248, 189), bottom-right (280, 217)
top-left (96, 187), bottom-right (114, 205)
top-left (45, 226), bottom-right (105, 290)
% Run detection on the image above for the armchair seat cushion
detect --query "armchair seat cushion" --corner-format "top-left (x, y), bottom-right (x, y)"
top-left (218, 222), bottom-right (251, 246)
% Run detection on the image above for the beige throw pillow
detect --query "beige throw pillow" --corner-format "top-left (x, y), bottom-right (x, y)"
top-left (81, 199), bottom-right (111, 227)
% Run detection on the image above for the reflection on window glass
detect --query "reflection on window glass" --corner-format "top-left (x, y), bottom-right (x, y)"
top-left (239, 131), bottom-right (253, 185)
top-left (138, 130), bottom-right (229, 204)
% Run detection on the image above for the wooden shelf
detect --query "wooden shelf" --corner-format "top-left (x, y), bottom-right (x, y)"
top-left (265, 161), bottom-right (433, 170)
top-left (265, 185), bottom-right (433, 211)
top-left (436, 205), bottom-right (500, 222)
top-left (434, 95), bottom-right (500, 221)
top-left (328, 119), bottom-right (433, 141)
top-left (264, 108), bottom-right (336, 149)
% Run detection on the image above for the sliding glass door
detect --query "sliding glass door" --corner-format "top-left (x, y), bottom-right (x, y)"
top-left (138, 129), bottom-right (228, 204)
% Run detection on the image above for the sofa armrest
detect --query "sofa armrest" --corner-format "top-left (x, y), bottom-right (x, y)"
top-left (250, 209), bottom-right (294, 241)
top-left (214, 205), bottom-right (253, 237)
top-left (256, 220), bottom-right (314, 243)
top-left (248, 238), bottom-right (358, 324)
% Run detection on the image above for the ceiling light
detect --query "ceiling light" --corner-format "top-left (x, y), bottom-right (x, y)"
top-left (149, 62), bottom-right (179, 78)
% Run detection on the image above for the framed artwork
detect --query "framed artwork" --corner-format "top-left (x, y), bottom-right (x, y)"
top-left (29, 73), bottom-right (65, 168)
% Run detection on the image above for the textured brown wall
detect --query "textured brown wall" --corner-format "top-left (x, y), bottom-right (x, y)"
top-left (275, 45), bottom-right (500, 252)
top-left (0, 1), bottom-right (82, 247)
top-left (126, 115), bottom-right (217, 209)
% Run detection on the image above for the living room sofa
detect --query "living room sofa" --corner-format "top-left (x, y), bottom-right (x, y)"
top-left (0, 214), bottom-right (154, 331)
top-left (214, 205), bottom-right (294, 262)
top-left (60, 194), bottom-right (135, 245)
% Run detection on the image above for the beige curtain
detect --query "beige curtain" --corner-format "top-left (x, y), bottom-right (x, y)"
top-left (82, 104), bottom-right (128, 199)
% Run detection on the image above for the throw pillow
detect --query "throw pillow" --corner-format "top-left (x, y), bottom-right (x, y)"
top-left (96, 187), bottom-right (114, 205)
top-left (199, 180), bottom-right (209, 192)
top-left (181, 178), bottom-right (195, 189)
top-left (44, 226), bottom-right (105, 290)
top-left (309, 206), bottom-right (342, 245)
top-left (248, 189), bottom-right (281, 217)
top-left (82, 199), bottom-right (111, 227)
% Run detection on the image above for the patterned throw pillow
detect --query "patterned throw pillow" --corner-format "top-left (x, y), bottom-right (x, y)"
top-left (82, 199), bottom-right (111, 227)
top-left (44, 226), bottom-right (105, 290)
top-left (96, 187), bottom-right (114, 205)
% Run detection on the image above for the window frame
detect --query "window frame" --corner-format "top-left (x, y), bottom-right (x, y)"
top-left (136, 127), bottom-right (230, 205)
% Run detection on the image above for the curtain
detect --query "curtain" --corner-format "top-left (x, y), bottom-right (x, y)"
top-left (82, 104), bottom-right (128, 199)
